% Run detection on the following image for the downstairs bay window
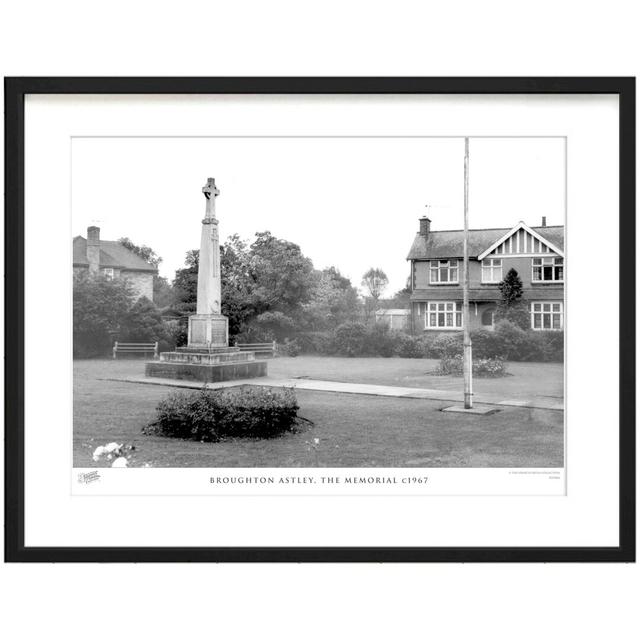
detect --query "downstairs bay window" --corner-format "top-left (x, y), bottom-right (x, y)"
top-left (422, 301), bottom-right (463, 329)
top-left (530, 301), bottom-right (563, 330)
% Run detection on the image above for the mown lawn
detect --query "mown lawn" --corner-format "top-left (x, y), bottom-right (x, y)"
top-left (267, 356), bottom-right (564, 403)
top-left (74, 359), bottom-right (563, 468)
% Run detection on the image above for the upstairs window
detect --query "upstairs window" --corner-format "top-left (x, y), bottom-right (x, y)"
top-left (532, 256), bottom-right (563, 282)
top-left (429, 259), bottom-right (459, 284)
top-left (481, 258), bottom-right (503, 283)
top-left (425, 302), bottom-right (463, 329)
top-left (102, 268), bottom-right (115, 280)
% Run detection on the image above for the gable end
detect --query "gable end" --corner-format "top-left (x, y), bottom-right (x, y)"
top-left (477, 222), bottom-right (564, 260)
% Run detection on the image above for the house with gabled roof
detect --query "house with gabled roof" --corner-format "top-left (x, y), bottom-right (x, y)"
top-left (73, 226), bottom-right (157, 301)
top-left (406, 216), bottom-right (564, 334)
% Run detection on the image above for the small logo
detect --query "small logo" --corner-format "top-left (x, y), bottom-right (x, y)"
top-left (77, 470), bottom-right (101, 484)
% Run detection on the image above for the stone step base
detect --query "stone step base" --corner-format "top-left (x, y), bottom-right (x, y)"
top-left (176, 345), bottom-right (240, 354)
top-left (145, 359), bottom-right (267, 383)
top-left (160, 351), bottom-right (255, 365)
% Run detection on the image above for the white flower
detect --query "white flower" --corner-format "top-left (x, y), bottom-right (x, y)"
top-left (105, 442), bottom-right (122, 453)
top-left (92, 445), bottom-right (107, 462)
top-left (313, 438), bottom-right (320, 445)
top-left (111, 457), bottom-right (128, 468)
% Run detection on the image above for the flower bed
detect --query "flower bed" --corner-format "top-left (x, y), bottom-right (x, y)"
top-left (438, 354), bottom-right (508, 378)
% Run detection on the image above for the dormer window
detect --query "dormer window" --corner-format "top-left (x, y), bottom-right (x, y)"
top-left (429, 259), bottom-right (459, 284)
top-left (481, 258), bottom-right (503, 283)
top-left (532, 257), bottom-right (563, 282)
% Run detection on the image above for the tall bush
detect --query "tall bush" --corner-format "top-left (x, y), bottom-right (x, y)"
top-left (469, 328), bottom-right (504, 359)
top-left (365, 323), bottom-right (397, 357)
top-left (496, 268), bottom-right (530, 330)
top-left (144, 387), bottom-right (299, 442)
top-left (332, 322), bottom-right (369, 357)
top-left (120, 296), bottom-right (170, 348)
top-left (431, 333), bottom-right (464, 358)
top-left (493, 320), bottom-right (545, 361)
top-left (163, 318), bottom-right (188, 348)
top-left (73, 272), bottom-right (135, 358)
top-left (542, 330), bottom-right (564, 362)
top-left (254, 311), bottom-right (296, 341)
top-left (418, 334), bottom-right (440, 358)
top-left (394, 334), bottom-right (425, 358)
top-left (468, 322), bottom-right (564, 362)
top-left (296, 331), bottom-right (335, 355)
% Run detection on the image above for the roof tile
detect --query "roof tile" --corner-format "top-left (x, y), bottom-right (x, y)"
top-left (73, 236), bottom-right (158, 272)
top-left (407, 225), bottom-right (564, 260)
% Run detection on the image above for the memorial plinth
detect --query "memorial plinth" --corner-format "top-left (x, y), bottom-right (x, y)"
top-left (145, 177), bottom-right (267, 383)
top-left (146, 347), bottom-right (267, 382)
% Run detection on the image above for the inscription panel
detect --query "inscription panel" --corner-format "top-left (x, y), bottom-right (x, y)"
top-left (210, 319), bottom-right (227, 345)
top-left (190, 319), bottom-right (207, 344)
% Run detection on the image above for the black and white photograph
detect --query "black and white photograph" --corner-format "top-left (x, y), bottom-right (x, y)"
top-left (72, 136), bottom-right (565, 476)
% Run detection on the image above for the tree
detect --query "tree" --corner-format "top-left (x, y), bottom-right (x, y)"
top-left (495, 268), bottom-right (530, 329)
top-left (393, 277), bottom-right (412, 306)
top-left (303, 267), bottom-right (360, 331)
top-left (153, 276), bottom-right (175, 308)
top-left (120, 296), bottom-right (169, 346)
top-left (172, 249), bottom-right (199, 314)
top-left (248, 231), bottom-right (316, 315)
top-left (361, 267), bottom-right (389, 320)
top-left (361, 268), bottom-right (389, 300)
top-left (253, 311), bottom-right (296, 341)
top-left (172, 233), bottom-right (361, 339)
top-left (498, 267), bottom-right (523, 304)
top-left (220, 235), bottom-right (254, 336)
top-left (73, 272), bottom-right (135, 357)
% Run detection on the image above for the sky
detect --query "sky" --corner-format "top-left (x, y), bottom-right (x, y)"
top-left (72, 137), bottom-right (565, 296)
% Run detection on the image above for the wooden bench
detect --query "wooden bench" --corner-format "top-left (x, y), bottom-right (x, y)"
top-left (235, 341), bottom-right (277, 358)
top-left (113, 341), bottom-right (159, 359)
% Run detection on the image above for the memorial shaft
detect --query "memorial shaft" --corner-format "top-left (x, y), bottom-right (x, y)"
top-left (197, 177), bottom-right (221, 315)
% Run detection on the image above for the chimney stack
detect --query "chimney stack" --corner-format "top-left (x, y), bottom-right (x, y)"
top-left (541, 216), bottom-right (547, 227)
top-left (419, 216), bottom-right (431, 237)
top-left (87, 226), bottom-right (100, 273)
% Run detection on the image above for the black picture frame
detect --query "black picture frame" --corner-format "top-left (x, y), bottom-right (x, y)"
top-left (4, 77), bottom-right (635, 563)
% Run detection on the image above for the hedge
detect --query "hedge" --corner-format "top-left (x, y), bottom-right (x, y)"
top-left (290, 320), bottom-right (563, 362)
top-left (470, 321), bottom-right (564, 362)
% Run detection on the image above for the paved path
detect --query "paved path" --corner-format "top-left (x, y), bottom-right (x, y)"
top-left (107, 375), bottom-right (564, 411)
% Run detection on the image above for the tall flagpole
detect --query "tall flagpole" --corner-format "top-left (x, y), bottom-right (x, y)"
top-left (463, 137), bottom-right (473, 409)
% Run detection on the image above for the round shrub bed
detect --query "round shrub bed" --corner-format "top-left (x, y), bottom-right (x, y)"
top-left (143, 386), bottom-right (300, 442)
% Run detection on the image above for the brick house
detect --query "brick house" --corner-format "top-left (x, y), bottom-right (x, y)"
top-left (407, 217), bottom-right (564, 334)
top-left (73, 226), bottom-right (157, 301)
